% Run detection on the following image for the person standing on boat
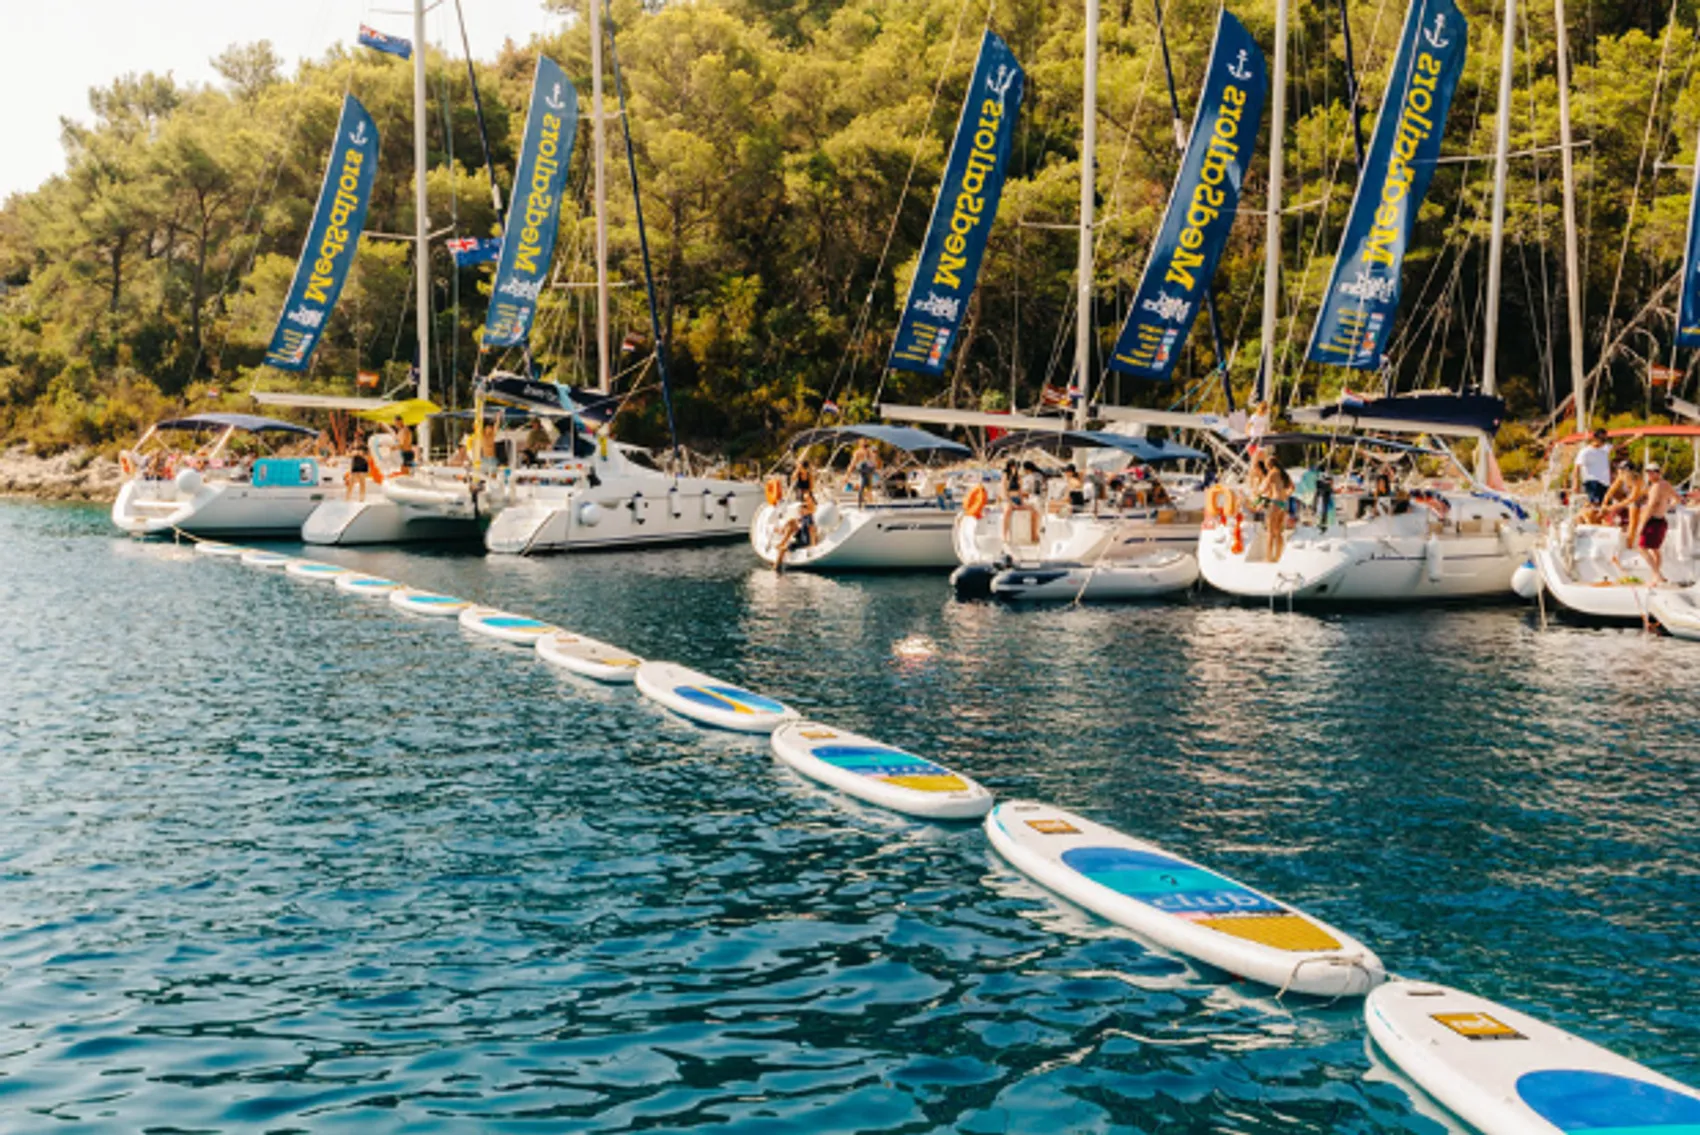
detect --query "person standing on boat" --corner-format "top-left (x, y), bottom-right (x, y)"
top-left (849, 438), bottom-right (881, 507)
top-left (1637, 463), bottom-right (1679, 585)
top-left (1572, 429), bottom-right (1612, 507)
top-left (1256, 455), bottom-right (1294, 563)
top-left (790, 458), bottom-right (815, 502)
top-left (346, 428), bottom-right (371, 501)
top-left (1603, 462), bottom-right (1641, 529)
top-left (394, 417), bottom-right (416, 474)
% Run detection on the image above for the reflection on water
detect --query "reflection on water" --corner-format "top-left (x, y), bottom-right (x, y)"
top-left (0, 501), bottom-right (1694, 1132)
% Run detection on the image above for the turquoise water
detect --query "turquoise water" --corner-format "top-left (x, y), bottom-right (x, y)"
top-left (2, 500), bottom-right (1695, 1133)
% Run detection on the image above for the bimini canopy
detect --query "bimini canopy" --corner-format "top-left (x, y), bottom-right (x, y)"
top-left (481, 374), bottom-right (618, 426)
top-left (154, 412), bottom-right (317, 436)
top-left (988, 429), bottom-right (1205, 463)
top-left (352, 398), bottom-right (442, 427)
top-left (1288, 392), bottom-right (1506, 438)
top-left (1545, 424), bottom-right (1700, 452)
top-left (788, 424), bottom-right (970, 458)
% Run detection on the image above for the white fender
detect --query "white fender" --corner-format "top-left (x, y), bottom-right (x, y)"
top-left (1424, 535), bottom-right (1444, 582)
top-left (578, 501), bottom-right (603, 528)
top-left (175, 467), bottom-right (204, 495)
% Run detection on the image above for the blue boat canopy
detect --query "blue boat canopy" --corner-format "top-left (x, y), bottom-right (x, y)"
top-left (1292, 392), bottom-right (1505, 437)
top-left (788, 424), bottom-right (971, 457)
top-left (155, 412), bottom-right (317, 436)
top-left (1250, 432), bottom-right (1451, 456)
top-left (989, 429), bottom-right (1206, 463)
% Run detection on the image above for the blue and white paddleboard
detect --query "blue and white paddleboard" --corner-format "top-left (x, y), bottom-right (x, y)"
top-left (635, 661), bottom-right (800, 734)
top-left (195, 541), bottom-right (251, 558)
top-left (389, 589), bottom-right (473, 618)
top-left (985, 800), bottom-right (1384, 997)
top-left (535, 630), bottom-right (643, 683)
top-left (239, 549), bottom-right (293, 569)
top-left (285, 560), bottom-right (351, 582)
top-left (458, 605), bottom-right (560, 645)
top-left (770, 721), bottom-right (992, 819)
top-left (1367, 981), bottom-right (1700, 1135)
top-left (335, 573), bottom-right (403, 598)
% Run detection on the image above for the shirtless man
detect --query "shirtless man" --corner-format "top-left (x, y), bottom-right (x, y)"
top-left (1637, 463), bottom-right (1680, 585)
top-left (849, 438), bottom-right (881, 507)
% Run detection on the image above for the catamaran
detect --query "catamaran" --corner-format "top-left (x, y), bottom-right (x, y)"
top-left (750, 424), bottom-right (972, 570)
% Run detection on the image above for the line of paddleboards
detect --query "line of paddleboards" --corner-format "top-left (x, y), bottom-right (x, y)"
top-left (335, 573), bottom-right (403, 598)
top-left (635, 661), bottom-right (800, 733)
top-left (389, 588), bottom-right (473, 617)
top-left (1367, 980), bottom-right (1700, 1135)
top-left (770, 721), bottom-right (991, 820)
top-left (285, 560), bottom-right (349, 581)
top-left (985, 800), bottom-right (1384, 998)
top-left (238, 548), bottom-right (292, 569)
top-left (536, 630), bottom-right (643, 683)
top-left (458, 606), bottom-right (560, 644)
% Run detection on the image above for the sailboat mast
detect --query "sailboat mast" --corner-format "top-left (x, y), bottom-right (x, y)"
top-left (591, 0), bottom-right (611, 395)
top-left (1481, 0), bottom-right (1518, 398)
top-left (412, 0), bottom-right (432, 451)
top-left (1553, 0), bottom-right (1587, 427)
top-left (1074, 0), bottom-right (1101, 429)
top-left (1257, 0), bottom-right (1289, 405)
top-left (1073, 0), bottom-right (1099, 429)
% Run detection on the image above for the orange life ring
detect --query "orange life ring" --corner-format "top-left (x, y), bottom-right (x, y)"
top-left (764, 476), bottom-right (784, 507)
top-left (1204, 484), bottom-right (1236, 526)
top-left (963, 484), bottom-right (989, 519)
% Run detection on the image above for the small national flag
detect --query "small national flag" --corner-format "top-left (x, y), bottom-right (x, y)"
top-left (357, 370), bottom-right (380, 389)
top-left (620, 332), bottom-right (646, 354)
top-left (204, 387), bottom-right (222, 399)
top-left (1039, 383), bottom-right (1069, 409)
top-left (822, 399), bottom-right (840, 416)
top-left (358, 25), bottom-right (413, 60)
top-left (446, 236), bottom-right (501, 266)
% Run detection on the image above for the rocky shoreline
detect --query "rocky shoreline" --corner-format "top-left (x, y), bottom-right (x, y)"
top-left (0, 446), bottom-right (125, 503)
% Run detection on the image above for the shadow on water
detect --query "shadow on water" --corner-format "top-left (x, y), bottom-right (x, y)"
top-left (0, 500), bottom-right (1694, 1132)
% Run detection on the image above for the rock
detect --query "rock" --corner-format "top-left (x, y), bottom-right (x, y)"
top-left (0, 445), bottom-right (124, 502)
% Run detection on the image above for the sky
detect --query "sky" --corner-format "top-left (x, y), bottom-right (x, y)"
top-left (0, 0), bottom-right (560, 201)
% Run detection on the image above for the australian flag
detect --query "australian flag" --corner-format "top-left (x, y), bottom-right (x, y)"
top-left (358, 25), bottom-right (413, 60)
top-left (446, 236), bottom-right (502, 267)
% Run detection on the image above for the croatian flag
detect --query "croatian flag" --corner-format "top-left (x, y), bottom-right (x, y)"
top-left (446, 236), bottom-right (501, 266)
top-left (359, 25), bottom-right (413, 60)
top-left (821, 399), bottom-right (840, 416)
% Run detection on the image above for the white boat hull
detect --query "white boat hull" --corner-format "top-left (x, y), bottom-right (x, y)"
top-left (989, 551), bottom-right (1199, 601)
top-left (751, 501), bottom-right (959, 570)
top-left (302, 473), bottom-right (495, 545)
top-left (1533, 518), bottom-right (1700, 621)
top-left (487, 480), bottom-right (762, 554)
top-left (1649, 587), bottom-right (1700, 638)
top-left (112, 478), bottom-right (332, 537)
top-left (1198, 499), bottom-right (1535, 603)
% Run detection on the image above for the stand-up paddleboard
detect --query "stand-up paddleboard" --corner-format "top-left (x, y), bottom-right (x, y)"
top-left (635, 661), bottom-right (800, 734)
top-left (285, 560), bottom-right (351, 582)
top-left (985, 800), bottom-right (1384, 997)
top-left (770, 721), bottom-right (992, 819)
top-left (389, 589), bottom-right (473, 618)
top-left (239, 549), bottom-right (293, 569)
top-left (335, 573), bottom-right (403, 598)
top-left (535, 630), bottom-right (643, 683)
top-left (195, 542), bottom-right (251, 558)
top-left (1649, 589), bottom-right (1700, 641)
top-left (457, 606), bottom-right (559, 645)
top-left (1366, 981), bottom-right (1700, 1135)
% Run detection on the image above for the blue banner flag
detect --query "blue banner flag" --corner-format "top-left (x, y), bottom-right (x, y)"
top-left (358, 25), bottom-right (413, 60)
top-left (483, 57), bottom-right (578, 350)
top-left (1307, 0), bottom-right (1468, 370)
top-left (1108, 10), bottom-right (1265, 381)
top-left (263, 95), bottom-right (379, 371)
top-left (887, 31), bottom-right (1025, 376)
top-left (448, 236), bottom-right (503, 266)
top-left (1678, 139), bottom-right (1700, 347)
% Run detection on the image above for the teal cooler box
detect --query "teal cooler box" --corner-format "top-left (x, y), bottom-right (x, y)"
top-left (253, 458), bottom-right (320, 487)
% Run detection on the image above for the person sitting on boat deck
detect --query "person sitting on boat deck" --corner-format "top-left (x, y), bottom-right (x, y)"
top-left (1637, 463), bottom-right (1679, 584)
top-left (1572, 428), bottom-right (1613, 507)
top-left (1256, 455), bottom-right (1294, 561)
top-left (772, 489), bottom-right (817, 572)
top-left (1146, 475), bottom-right (1173, 509)
top-left (1004, 461), bottom-right (1044, 544)
top-left (1063, 465), bottom-right (1086, 512)
top-left (346, 428), bottom-right (371, 501)
top-left (394, 416), bottom-right (416, 473)
top-left (849, 437), bottom-right (882, 507)
top-left (1601, 461), bottom-right (1641, 528)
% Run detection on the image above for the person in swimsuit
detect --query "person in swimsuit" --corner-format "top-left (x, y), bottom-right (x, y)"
top-left (790, 459), bottom-right (815, 502)
top-left (1637, 463), bottom-right (1679, 584)
top-left (346, 428), bottom-right (370, 501)
top-left (394, 417), bottom-right (416, 472)
top-left (1602, 462), bottom-right (1641, 530)
top-left (1063, 465), bottom-right (1086, 512)
top-left (771, 489), bottom-right (817, 572)
top-left (1257, 456), bottom-right (1293, 562)
top-left (849, 438), bottom-right (881, 507)
top-left (1004, 462), bottom-right (1043, 544)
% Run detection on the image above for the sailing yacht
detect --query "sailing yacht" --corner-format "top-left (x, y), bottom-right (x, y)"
top-left (483, 5), bottom-right (761, 555)
top-left (110, 413), bottom-right (335, 536)
top-left (749, 424), bottom-right (972, 570)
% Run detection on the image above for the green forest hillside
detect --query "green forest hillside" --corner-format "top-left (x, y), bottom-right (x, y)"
top-left (3, 0), bottom-right (1698, 468)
